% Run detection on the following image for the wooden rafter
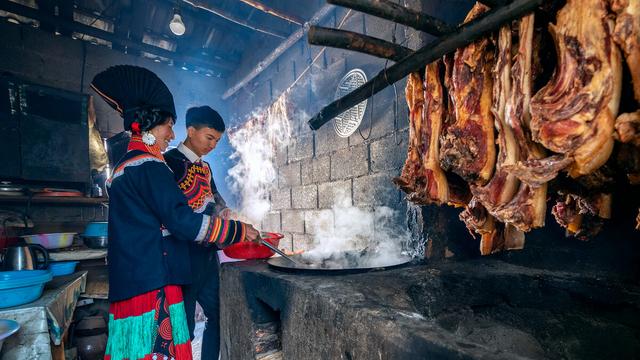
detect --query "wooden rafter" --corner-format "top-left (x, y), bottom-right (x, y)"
top-left (0, 0), bottom-right (235, 73)
top-left (180, 0), bottom-right (288, 39)
top-left (238, 0), bottom-right (304, 25)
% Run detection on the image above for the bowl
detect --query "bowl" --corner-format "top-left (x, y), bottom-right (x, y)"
top-left (48, 261), bottom-right (79, 277)
top-left (82, 236), bottom-right (108, 249)
top-left (223, 232), bottom-right (283, 260)
top-left (0, 319), bottom-right (20, 353)
top-left (0, 270), bottom-right (52, 308)
top-left (82, 222), bottom-right (108, 238)
top-left (21, 233), bottom-right (76, 249)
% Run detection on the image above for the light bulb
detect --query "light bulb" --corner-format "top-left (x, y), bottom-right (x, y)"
top-left (169, 12), bottom-right (185, 36)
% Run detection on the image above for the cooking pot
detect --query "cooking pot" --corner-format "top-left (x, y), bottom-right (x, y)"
top-left (0, 242), bottom-right (49, 271)
top-left (267, 249), bottom-right (412, 274)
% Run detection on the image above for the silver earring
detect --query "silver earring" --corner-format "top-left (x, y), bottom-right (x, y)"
top-left (142, 131), bottom-right (156, 146)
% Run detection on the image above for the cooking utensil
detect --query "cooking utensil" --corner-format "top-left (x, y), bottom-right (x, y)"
top-left (0, 270), bottom-right (52, 308)
top-left (260, 239), bottom-right (299, 265)
top-left (267, 250), bottom-right (412, 274)
top-left (0, 243), bottom-right (49, 271)
top-left (82, 236), bottom-right (108, 249)
top-left (0, 319), bottom-right (20, 353)
top-left (223, 232), bottom-right (283, 260)
top-left (21, 232), bottom-right (76, 249)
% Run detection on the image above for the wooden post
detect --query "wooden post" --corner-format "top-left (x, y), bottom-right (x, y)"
top-left (308, 26), bottom-right (414, 62)
top-left (307, 0), bottom-right (544, 130)
top-left (326, 0), bottom-right (455, 36)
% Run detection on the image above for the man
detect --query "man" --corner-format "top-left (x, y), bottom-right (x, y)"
top-left (164, 106), bottom-right (234, 359)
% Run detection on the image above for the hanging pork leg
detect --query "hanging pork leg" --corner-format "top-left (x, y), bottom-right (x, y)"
top-left (394, 72), bottom-right (428, 201)
top-left (612, 0), bottom-right (640, 103)
top-left (439, 2), bottom-right (497, 186)
top-left (529, 0), bottom-right (622, 178)
top-left (490, 14), bottom-right (548, 232)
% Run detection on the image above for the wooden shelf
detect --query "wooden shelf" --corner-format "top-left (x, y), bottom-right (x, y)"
top-left (0, 195), bottom-right (108, 205)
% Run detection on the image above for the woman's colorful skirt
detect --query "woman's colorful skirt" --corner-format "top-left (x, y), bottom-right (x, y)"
top-left (104, 285), bottom-right (192, 360)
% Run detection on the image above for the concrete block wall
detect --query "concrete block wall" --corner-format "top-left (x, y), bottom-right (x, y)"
top-left (229, 0), bottom-right (478, 253)
top-left (225, 7), bottom-right (416, 252)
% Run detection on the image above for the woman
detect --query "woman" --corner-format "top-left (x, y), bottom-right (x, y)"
top-left (91, 65), bottom-right (259, 360)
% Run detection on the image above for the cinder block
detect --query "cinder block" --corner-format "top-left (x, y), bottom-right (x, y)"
top-left (370, 131), bottom-right (408, 173)
top-left (281, 210), bottom-right (305, 233)
top-left (288, 133), bottom-right (314, 162)
top-left (330, 145), bottom-right (368, 180)
top-left (270, 188), bottom-right (291, 210)
top-left (278, 162), bottom-right (301, 188)
top-left (292, 233), bottom-right (315, 252)
top-left (353, 173), bottom-right (400, 207)
top-left (292, 185), bottom-right (317, 209)
top-left (261, 211), bottom-right (281, 232)
top-left (304, 209), bottom-right (334, 235)
top-left (301, 155), bottom-right (330, 185)
top-left (318, 180), bottom-right (352, 209)
top-left (315, 122), bottom-right (348, 155)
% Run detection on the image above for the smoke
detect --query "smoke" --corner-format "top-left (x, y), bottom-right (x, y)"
top-left (227, 95), bottom-right (291, 224)
top-left (303, 191), bottom-right (411, 267)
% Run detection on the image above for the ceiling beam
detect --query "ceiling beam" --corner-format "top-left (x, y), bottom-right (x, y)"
top-left (180, 0), bottom-right (289, 39)
top-left (238, 0), bottom-right (304, 25)
top-left (223, 4), bottom-right (335, 99)
top-left (0, 0), bottom-right (235, 73)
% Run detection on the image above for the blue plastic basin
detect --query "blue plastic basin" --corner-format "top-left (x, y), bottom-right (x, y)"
top-left (0, 270), bottom-right (52, 308)
top-left (48, 261), bottom-right (79, 277)
top-left (83, 221), bottom-right (108, 237)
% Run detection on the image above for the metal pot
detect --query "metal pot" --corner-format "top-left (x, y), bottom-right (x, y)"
top-left (82, 236), bottom-right (108, 249)
top-left (0, 242), bottom-right (49, 271)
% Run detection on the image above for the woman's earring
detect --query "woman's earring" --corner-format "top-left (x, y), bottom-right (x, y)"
top-left (142, 131), bottom-right (156, 146)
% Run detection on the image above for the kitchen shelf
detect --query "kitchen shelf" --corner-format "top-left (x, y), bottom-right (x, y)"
top-left (0, 195), bottom-right (108, 205)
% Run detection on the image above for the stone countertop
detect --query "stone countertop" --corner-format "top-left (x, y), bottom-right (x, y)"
top-left (219, 259), bottom-right (640, 360)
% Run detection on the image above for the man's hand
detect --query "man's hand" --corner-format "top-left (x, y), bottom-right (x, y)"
top-left (219, 208), bottom-right (233, 220)
top-left (244, 224), bottom-right (261, 243)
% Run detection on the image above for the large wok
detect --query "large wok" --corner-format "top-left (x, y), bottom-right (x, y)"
top-left (267, 249), bottom-right (412, 274)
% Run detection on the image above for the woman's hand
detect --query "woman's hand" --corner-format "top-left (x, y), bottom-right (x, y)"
top-left (244, 224), bottom-right (261, 243)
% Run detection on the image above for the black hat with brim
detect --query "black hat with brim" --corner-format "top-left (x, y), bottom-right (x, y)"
top-left (90, 65), bottom-right (176, 131)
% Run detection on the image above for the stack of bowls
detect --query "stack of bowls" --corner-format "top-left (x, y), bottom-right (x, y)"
top-left (0, 270), bottom-right (52, 308)
top-left (81, 222), bottom-right (108, 249)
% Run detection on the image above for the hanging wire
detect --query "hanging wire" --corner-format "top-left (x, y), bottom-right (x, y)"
top-left (358, 82), bottom-right (374, 141)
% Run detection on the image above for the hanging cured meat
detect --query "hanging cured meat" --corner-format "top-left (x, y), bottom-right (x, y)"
top-left (394, 72), bottom-right (428, 201)
top-left (489, 14), bottom-right (548, 232)
top-left (611, 0), bottom-right (640, 103)
top-left (552, 192), bottom-right (612, 239)
top-left (529, 0), bottom-right (622, 178)
top-left (439, 2), bottom-right (497, 186)
top-left (471, 25), bottom-right (520, 213)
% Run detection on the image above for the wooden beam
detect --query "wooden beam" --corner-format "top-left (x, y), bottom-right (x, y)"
top-left (238, 0), bottom-right (304, 25)
top-left (180, 0), bottom-right (288, 39)
top-left (480, 0), bottom-right (513, 7)
top-left (327, 0), bottom-right (455, 36)
top-left (222, 4), bottom-right (335, 100)
top-left (0, 0), bottom-right (234, 73)
top-left (307, 0), bottom-right (544, 130)
top-left (308, 26), bottom-right (413, 62)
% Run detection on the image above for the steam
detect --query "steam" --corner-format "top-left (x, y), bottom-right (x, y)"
top-left (303, 191), bottom-right (411, 267)
top-left (227, 95), bottom-right (291, 224)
